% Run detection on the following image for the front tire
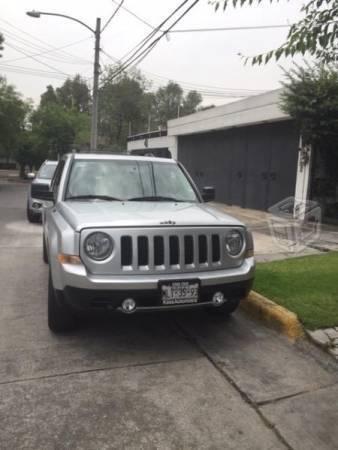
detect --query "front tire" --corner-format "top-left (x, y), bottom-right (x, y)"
top-left (27, 204), bottom-right (38, 223)
top-left (48, 271), bottom-right (76, 333)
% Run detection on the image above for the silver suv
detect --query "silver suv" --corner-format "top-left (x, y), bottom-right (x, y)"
top-left (39, 153), bottom-right (255, 332)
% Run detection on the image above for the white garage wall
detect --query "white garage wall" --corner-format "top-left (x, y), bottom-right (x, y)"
top-left (127, 136), bottom-right (178, 159)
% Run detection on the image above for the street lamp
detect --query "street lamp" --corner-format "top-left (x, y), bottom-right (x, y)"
top-left (26, 10), bottom-right (101, 152)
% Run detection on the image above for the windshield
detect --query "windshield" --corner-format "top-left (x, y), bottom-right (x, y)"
top-left (38, 163), bottom-right (57, 180)
top-left (65, 159), bottom-right (199, 202)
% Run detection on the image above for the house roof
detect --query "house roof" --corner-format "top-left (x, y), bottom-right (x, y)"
top-left (168, 88), bottom-right (289, 136)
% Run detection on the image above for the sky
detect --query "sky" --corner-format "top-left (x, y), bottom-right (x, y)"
top-left (0, 0), bottom-right (305, 106)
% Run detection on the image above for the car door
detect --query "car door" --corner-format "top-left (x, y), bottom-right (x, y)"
top-left (44, 159), bottom-right (66, 244)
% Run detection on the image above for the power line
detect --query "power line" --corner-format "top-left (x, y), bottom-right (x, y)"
top-left (101, 48), bottom-right (263, 96)
top-left (118, 0), bottom-right (190, 67)
top-left (111, 0), bottom-right (156, 30)
top-left (0, 17), bottom-right (92, 64)
top-left (102, 0), bottom-right (124, 33)
top-left (111, 0), bottom-right (291, 33)
top-left (5, 42), bottom-right (71, 77)
top-left (1, 26), bottom-right (92, 66)
top-left (112, 0), bottom-right (200, 80)
top-left (2, 34), bottom-right (92, 65)
top-left (172, 24), bottom-right (291, 32)
top-left (0, 63), bottom-right (68, 80)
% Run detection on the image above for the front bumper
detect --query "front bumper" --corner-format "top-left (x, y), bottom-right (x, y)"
top-left (62, 279), bottom-right (253, 313)
top-left (54, 257), bottom-right (255, 291)
top-left (53, 257), bottom-right (255, 312)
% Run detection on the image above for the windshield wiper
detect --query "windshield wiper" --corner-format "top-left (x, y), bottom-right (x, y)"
top-left (66, 195), bottom-right (122, 201)
top-left (128, 196), bottom-right (186, 202)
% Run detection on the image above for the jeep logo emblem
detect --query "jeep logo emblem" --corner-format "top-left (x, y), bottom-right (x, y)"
top-left (160, 220), bottom-right (176, 225)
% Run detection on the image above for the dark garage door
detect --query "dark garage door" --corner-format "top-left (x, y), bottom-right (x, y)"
top-left (178, 121), bottom-right (299, 211)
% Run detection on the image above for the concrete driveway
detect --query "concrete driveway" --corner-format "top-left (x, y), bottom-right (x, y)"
top-left (213, 203), bottom-right (338, 262)
top-left (1, 182), bottom-right (338, 450)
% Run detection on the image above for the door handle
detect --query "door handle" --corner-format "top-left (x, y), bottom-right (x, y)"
top-left (261, 172), bottom-right (268, 180)
top-left (270, 172), bottom-right (277, 181)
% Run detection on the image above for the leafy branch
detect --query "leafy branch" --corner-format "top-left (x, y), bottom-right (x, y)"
top-left (211, 0), bottom-right (338, 64)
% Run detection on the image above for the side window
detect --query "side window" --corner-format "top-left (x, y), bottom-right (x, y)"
top-left (51, 160), bottom-right (65, 199)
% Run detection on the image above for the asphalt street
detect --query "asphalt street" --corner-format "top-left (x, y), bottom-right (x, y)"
top-left (1, 182), bottom-right (338, 450)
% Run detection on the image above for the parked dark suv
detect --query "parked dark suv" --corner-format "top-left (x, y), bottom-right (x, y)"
top-left (27, 160), bottom-right (57, 223)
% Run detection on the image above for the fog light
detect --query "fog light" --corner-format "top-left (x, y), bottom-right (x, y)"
top-left (121, 298), bottom-right (136, 313)
top-left (212, 291), bottom-right (225, 306)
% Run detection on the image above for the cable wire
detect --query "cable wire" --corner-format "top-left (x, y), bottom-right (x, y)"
top-left (101, 48), bottom-right (264, 98)
top-left (102, 0), bottom-right (124, 33)
top-left (111, 0), bottom-right (291, 33)
top-left (5, 42), bottom-right (71, 77)
top-left (0, 17), bottom-right (92, 64)
top-left (111, 0), bottom-right (200, 80)
top-left (118, 0), bottom-right (190, 66)
top-left (2, 33), bottom-right (92, 65)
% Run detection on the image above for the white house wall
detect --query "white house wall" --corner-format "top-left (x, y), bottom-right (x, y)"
top-left (127, 136), bottom-right (178, 159)
top-left (168, 89), bottom-right (288, 137)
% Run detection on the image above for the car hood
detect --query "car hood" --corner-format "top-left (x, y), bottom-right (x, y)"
top-left (58, 201), bottom-right (244, 232)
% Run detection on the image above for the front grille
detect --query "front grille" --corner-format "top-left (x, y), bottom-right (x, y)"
top-left (120, 231), bottom-right (223, 272)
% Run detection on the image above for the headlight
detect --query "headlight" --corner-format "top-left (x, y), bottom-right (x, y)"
top-left (225, 230), bottom-right (244, 256)
top-left (84, 232), bottom-right (113, 261)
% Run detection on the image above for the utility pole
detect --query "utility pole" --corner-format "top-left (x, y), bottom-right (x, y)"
top-left (26, 10), bottom-right (101, 152)
top-left (90, 18), bottom-right (101, 152)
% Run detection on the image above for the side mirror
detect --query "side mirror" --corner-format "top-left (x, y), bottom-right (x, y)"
top-left (43, 190), bottom-right (55, 203)
top-left (202, 186), bottom-right (215, 202)
top-left (34, 190), bottom-right (54, 203)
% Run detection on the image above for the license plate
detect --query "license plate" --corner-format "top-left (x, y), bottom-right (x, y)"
top-left (160, 280), bottom-right (199, 305)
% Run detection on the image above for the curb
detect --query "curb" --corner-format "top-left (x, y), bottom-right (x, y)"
top-left (240, 291), bottom-right (304, 340)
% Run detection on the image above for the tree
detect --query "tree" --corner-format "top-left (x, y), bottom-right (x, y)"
top-left (40, 75), bottom-right (91, 112)
top-left (213, 0), bottom-right (338, 64)
top-left (281, 63), bottom-right (338, 218)
top-left (35, 76), bottom-right (91, 158)
top-left (31, 103), bottom-right (90, 158)
top-left (98, 68), bottom-right (151, 148)
top-left (0, 77), bottom-right (28, 162)
top-left (56, 74), bottom-right (90, 113)
top-left (182, 90), bottom-right (203, 115)
top-left (281, 63), bottom-right (338, 147)
top-left (152, 82), bottom-right (203, 127)
top-left (0, 33), bottom-right (4, 57)
top-left (153, 82), bottom-right (184, 127)
top-left (14, 131), bottom-right (41, 177)
top-left (40, 85), bottom-right (58, 107)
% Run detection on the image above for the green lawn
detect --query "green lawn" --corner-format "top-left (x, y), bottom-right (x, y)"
top-left (254, 252), bottom-right (338, 330)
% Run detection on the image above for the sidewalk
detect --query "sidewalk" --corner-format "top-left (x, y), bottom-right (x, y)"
top-left (213, 202), bottom-right (338, 262)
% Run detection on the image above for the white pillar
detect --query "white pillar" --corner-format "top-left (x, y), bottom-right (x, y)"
top-left (294, 135), bottom-right (312, 219)
top-left (170, 136), bottom-right (178, 160)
